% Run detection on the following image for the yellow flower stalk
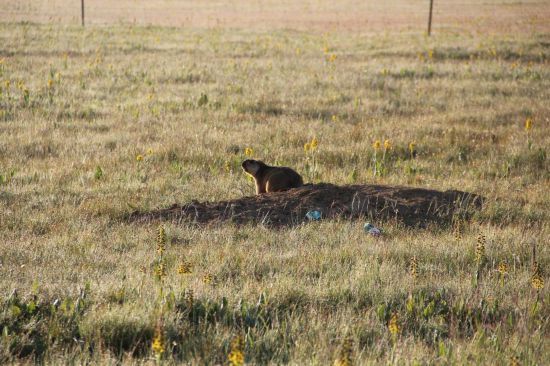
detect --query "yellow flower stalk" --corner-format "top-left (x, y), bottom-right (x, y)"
top-left (475, 234), bottom-right (486, 264)
top-left (152, 323), bottom-right (165, 359)
top-left (409, 142), bottom-right (416, 156)
top-left (497, 261), bottom-right (508, 286)
top-left (334, 337), bottom-right (354, 366)
top-left (409, 256), bottom-right (418, 280)
top-left (228, 336), bottom-right (245, 366)
top-left (388, 313), bottom-right (399, 339)
top-left (524, 117), bottom-right (532, 132)
top-left (156, 226), bottom-right (166, 255)
top-left (311, 137), bottom-right (318, 150)
top-left (177, 261), bottom-right (193, 274)
top-left (531, 262), bottom-right (544, 290)
top-left (154, 262), bottom-right (166, 281)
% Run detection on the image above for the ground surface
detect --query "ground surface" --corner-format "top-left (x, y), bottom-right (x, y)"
top-left (131, 184), bottom-right (483, 227)
top-left (0, 1), bottom-right (549, 364)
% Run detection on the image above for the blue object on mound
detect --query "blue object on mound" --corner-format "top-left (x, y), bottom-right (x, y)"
top-left (306, 210), bottom-right (322, 221)
top-left (364, 222), bottom-right (382, 236)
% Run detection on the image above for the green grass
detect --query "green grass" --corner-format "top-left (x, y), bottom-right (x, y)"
top-left (0, 20), bottom-right (549, 364)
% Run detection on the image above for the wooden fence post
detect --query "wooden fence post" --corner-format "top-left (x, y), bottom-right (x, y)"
top-left (427, 0), bottom-right (434, 36)
top-left (81, 0), bottom-right (85, 26)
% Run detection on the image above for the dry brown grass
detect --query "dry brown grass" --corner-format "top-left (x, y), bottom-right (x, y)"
top-left (1, 0), bottom-right (549, 33)
top-left (0, 1), bottom-right (549, 364)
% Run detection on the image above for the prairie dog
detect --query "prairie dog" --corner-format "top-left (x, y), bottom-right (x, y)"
top-left (241, 159), bottom-right (303, 194)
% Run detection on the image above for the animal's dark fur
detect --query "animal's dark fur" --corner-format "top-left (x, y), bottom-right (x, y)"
top-left (241, 159), bottom-right (303, 194)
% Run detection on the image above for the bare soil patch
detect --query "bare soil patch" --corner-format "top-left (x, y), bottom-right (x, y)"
top-left (129, 183), bottom-right (483, 228)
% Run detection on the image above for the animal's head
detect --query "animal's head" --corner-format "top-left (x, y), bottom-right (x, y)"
top-left (241, 159), bottom-right (265, 176)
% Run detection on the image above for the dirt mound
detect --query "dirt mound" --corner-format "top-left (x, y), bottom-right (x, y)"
top-left (128, 183), bottom-right (483, 227)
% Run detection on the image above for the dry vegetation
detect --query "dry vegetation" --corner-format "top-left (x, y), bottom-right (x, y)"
top-left (1, 1), bottom-right (549, 364)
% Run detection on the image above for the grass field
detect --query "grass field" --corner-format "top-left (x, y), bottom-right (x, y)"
top-left (1, 1), bottom-right (549, 364)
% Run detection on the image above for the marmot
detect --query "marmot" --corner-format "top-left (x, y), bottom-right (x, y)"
top-left (241, 159), bottom-right (303, 194)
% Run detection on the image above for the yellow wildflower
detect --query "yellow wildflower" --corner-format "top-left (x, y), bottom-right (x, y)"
top-left (497, 261), bottom-right (508, 275)
top-left (475, 234), bottom-right (486, 264)
top-left (154, 262), bottom-right (166, 280)
top-left (304, 142), bottom-right (311, 152)
top-left (152, 324), bottom-right (165, 358)
top-left (228, 336), bottom-right (245, 366)
top-left (156, 226), bottom-right (166, 255)
top-left (531, 262), bottom-right (544, 290)
top-left (388, 313), bottom-right (399, 338)
top-left (136, 154), bottom-right (143, 162)
top-left (453, 219), bottom-right (462, 240)
top-left (244, 147), bottom-right (254, 157)
top-left (333, 337), bottom-right (353, 366)
top-left (524, 117), bottom-right (532, 132)
top-left (497, 260), bottom-right (508, 286)
top-left (184, 289), bottom-right (194, 308)
top-left (373, 140), bottom-right (381, 150)
top-left (47, 79), bottom-right (54, 89)
top-left (383, 139), bottom-right (391, 151)
top-left (177, 261), bottom-right (193, 274)
top-left (311, 137), bottom-right (318, 150)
